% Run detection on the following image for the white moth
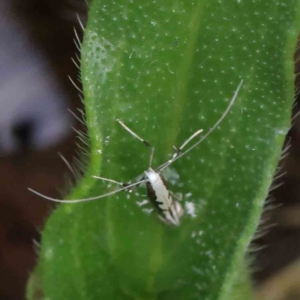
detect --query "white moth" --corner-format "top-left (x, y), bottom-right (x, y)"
top-left (29, 80), bottom-right (243, 226)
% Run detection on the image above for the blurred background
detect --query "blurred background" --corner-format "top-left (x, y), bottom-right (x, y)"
top-left (0, 0), bottom-right (300, 299)
top-left (0, 0), bottom-right (87, 299)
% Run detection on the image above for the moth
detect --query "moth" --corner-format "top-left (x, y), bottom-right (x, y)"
top-left (29, 80), bottom-right (243, 226)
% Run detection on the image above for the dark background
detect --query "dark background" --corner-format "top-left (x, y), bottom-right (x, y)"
top-left (0, 0), bottom-right (86, 299)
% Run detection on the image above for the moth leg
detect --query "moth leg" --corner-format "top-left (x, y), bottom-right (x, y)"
top-left (156, 130), bottom-right (203, 173)
top-left (117, 119), bottom-right (155, 168)
top-left (171, 129), bottom-right (203, 160)
top-left (170, 190), bottom-right (183, 202)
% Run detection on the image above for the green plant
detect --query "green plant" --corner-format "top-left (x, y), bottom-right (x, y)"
top-left (27, 1), bottom-right (300, 299)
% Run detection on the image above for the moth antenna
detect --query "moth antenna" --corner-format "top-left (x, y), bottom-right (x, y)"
top-left (58, 152), bottom-right (76, 179)
top-left (68, 75), bottom-right (83, 94)
top-left (159, 79), bottom-right (243, 171)
top-left (28, 179), bottom-right (147, 204)
top-left (93, 176), bottom-right (124, 186)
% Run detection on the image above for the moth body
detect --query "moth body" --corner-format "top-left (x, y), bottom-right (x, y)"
top-left (145, 168), bottom-right (182, 226)
top-left (28, 80), bottom-right (244, 227)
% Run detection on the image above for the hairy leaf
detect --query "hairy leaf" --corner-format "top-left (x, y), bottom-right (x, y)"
top-left (30, 1), bottom-right (300, 299)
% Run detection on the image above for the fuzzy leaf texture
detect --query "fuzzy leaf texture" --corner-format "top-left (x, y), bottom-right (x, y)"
top-left (29, 1), bottom-right (300, 300)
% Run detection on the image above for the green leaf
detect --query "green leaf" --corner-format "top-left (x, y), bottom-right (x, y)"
top-left (29, 1), bottom-right (300, 299)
